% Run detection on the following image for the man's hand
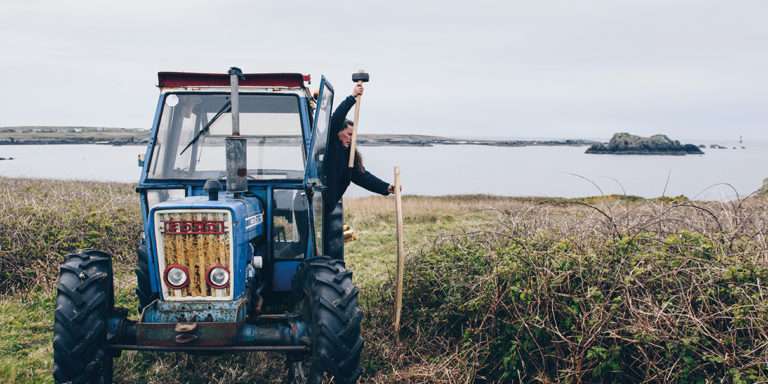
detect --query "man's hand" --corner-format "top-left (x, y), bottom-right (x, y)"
top-left (388, 184), bottom-right (401, 194)
top-left (352, 83), bottom-right (364, 97)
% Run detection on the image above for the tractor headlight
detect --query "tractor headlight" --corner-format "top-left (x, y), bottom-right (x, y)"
top-left (207, 265), bottom-right (230, 289)
top-left (164, 264), bottom-right (189, 289)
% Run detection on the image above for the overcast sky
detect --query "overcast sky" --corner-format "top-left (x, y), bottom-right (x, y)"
top-left (1, 0), bottom-right (766, 141)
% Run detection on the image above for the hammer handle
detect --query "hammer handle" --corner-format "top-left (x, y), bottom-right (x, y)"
top-left (348, 83), bottom-right (363, 168)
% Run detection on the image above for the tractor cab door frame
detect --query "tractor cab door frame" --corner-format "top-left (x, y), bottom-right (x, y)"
top-left (305, 76), bottom-right (335, 257)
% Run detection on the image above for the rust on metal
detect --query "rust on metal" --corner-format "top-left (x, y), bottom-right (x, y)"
top-left (144, 298), bottom-right (247, 323)
top-left (137, 321), bottom-right (239, 347)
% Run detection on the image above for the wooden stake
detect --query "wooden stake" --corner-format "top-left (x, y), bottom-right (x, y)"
top-left (348, 91), bottom-right (362, 168)
top-left (393, 166), bottom-right (405, 340)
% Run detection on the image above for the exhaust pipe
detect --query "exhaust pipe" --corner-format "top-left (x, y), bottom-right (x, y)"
top-left (226, 67), bottom-right (247, 195)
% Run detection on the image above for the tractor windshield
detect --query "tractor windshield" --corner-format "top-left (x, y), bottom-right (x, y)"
top-left (148, 92), bottom-right (305, 180)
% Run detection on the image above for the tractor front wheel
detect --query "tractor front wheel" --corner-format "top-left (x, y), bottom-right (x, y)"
top-left (289, 256), bottom-right (363, 384)
top-left (53, 250), bottom-right (115, 384)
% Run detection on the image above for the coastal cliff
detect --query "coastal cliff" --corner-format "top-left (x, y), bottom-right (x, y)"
top-left (586, 133), bottom-right (704, 155)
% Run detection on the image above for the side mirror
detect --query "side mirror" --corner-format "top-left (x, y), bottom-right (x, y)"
top-left (137, 153), bottom-right (145, 168)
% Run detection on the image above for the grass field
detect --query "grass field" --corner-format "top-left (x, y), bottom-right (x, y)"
top-left (1, 177), bottom-right (768, 383)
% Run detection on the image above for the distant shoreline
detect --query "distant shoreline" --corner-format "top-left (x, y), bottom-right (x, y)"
top-left (357, 134), bottom-right (598, 148)
top-left (0, 126), bottom-right (598, 148)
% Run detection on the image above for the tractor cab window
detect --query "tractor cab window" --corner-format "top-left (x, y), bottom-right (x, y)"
top-left (148, 93), bottom-right (305, 181)
top-left (272, 189), bottom-right (309, 259)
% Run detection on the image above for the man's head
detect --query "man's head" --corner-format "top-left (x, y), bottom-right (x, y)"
top-left (337, 119), bottom-right (354, 148)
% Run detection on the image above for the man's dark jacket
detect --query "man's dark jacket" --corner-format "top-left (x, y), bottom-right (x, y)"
top-left (322, 95), bottom-right (390, 206)
top-left (320, 95), bottom-right (390, 260)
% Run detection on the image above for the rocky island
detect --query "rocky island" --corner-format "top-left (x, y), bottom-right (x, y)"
top-left (586, 133), bottom-right (704, 155)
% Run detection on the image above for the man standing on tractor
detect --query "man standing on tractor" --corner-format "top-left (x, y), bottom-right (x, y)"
top-left (322, 82), bottom-right (395, 261)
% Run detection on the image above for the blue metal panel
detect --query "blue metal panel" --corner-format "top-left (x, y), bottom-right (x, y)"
top-left (273, 261), bottom-right (300, 292)
top-left (145, 196), bottom-right (162, 294)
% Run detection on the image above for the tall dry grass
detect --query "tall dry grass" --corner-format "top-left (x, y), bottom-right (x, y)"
top-left (0, 177), bottom-right (140, 293)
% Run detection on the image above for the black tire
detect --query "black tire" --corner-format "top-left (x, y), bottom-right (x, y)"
top-left (53, 250), bottom-right (114, 384)
top-left (289, 256), bottom-right (363, 384)
top-left (135, 240), bottom-right (157, 312)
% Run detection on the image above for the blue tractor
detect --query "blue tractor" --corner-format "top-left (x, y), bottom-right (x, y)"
top-left (53, 68), bottom-right (363, 383)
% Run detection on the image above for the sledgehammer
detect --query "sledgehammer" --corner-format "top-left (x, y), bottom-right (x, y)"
top-left (348, 70), bottom-right (369, 168)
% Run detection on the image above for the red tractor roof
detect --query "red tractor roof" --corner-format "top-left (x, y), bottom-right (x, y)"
top-left (158, 72), bottom-right (307, 89)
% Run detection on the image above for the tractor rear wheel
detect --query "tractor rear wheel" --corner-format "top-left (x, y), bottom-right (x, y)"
top-left (135, 240), bottom-right (157, 312)
top-left (53, 250), bottom-right (114, 384)
top-left (289, 256), bottom-right (363, 384)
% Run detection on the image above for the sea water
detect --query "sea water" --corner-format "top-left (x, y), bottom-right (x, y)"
top-left (0, 142), bottom-right (764, 200)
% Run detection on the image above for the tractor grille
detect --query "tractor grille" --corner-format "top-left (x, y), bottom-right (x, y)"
top-left (154, 210), bottom-right (233, 300)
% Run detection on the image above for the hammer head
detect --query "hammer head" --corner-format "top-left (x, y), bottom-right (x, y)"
top-left (352, 70), bottom-right (370, 83)
top-left (228, 67), bottom-right (245, 80)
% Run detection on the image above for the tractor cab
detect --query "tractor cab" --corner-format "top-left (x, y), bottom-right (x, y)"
top-left (137, 71), bottom-right (335, 300)
top-left (52, 68), bottom-right (364, 384)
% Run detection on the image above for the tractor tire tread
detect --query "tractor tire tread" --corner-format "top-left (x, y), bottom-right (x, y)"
top-left (334, 287), bottom-right (359, 309)
top-left (53, 249), bottom-right (114, 384)
top-left (77, 272), bottom-right (108, 292)
top-left (333, 270), bottom-right (353, 284)
top-left (295, 256), bottom-right (363, 384)
top-left (312, 275), bottom-right (347, 295)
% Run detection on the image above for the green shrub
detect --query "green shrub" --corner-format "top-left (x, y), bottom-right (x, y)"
top-left (397, 204), bottom-right (768, 382)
